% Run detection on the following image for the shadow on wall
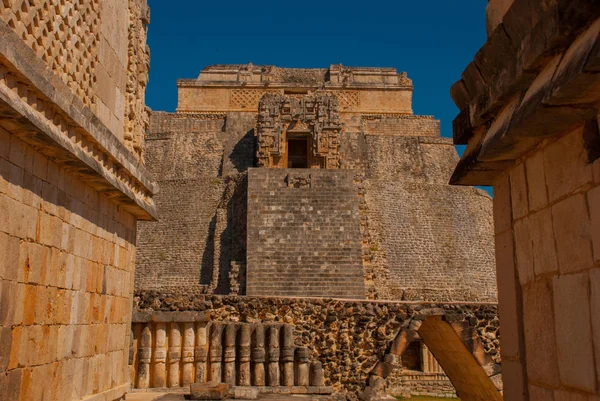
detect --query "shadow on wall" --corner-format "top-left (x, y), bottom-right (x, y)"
top-left (227, 128), bottom-right (255, 174)
top-left (200, 173), bottom-right (248, 294)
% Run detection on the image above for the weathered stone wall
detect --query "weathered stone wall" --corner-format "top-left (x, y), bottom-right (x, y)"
top-left (0, 0), bottom-right (150, 160)
top-left (493, 126), bottom-right (600, 400)
top-left (176, 65), bottom-right (414, 115)
top-left (0, 133), bottom-right (139, 400)
top-left (246, 169), bottom-right (365, 298)
top-left (362, 116), bottom-right (439, 137)
top-left (136, 112), bottom-right (249, 293)
top-left (132, 292), bottom-right (501, 396)
top-left (450, 2), bottom-right (600, 399)
top-left (137, 108), bottom-right (497, 303)
top-left (0, 2), bottom-right (155, 400)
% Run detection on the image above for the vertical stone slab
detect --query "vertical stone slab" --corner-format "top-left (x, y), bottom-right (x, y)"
top-left (281, 324), bottom-right (294, 386)
top-left (238, 324), bottom-right (252, 386)
top-left (182, 322), bottom-right (195, 386)
top-left (137, 324), bottom-right (152, 389)
top-left (422, 343), bottom-right (430, 373)
top-left (209, 323), bottom-right (224, 382)
top-left (295, 347), bottom-right (310, 386)
top-left (169, 323), bottom-right (182, 388)
top-left (195, 322), bottom-right (208, 383)
top-left (310, 361), bottom-right (324, 386)
top-left (223, 323), bottom-right (237, 386)
top-left (154, 323), bottom-right (168, 388)
top-left (252, 325), bottom-right (266, 386)
top-left (267, 326), bottom-right (280, 386)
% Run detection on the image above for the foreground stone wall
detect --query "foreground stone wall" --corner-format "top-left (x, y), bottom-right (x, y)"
top-left (0, 134), bottom-right (138, 400)
top-left (450, 2), bottom-right (600, 400)
top-left (136, 110), bottom-right (497, 303)
top-left (493, 126), bottom-right (600, 400)
top-left (132, 292), bottom-right (501, 397)
top-left (0, 2), bottom-right (155, 400)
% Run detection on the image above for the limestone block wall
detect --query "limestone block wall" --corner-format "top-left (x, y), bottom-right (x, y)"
top-left (246, 168), bottom-right (365, 298)
top-left (362, 116), bottom-right (439, 137)
top-left (0, 1), bottom-right (155, 400)
top-left (136, 112), bottom-right (250, 293)
top-left (359, 133), bottom-right (496, 302)
top-left (136, 111), bottom-right (497, 303)
top-left (0, 133), bottom-right (138, 400)
top-left (493, 126), bottom-right (600, 400)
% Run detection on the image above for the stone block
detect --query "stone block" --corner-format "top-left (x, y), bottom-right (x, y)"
top-left (528, 385), bottom-right (554, 401)
top-left (543, 126), bottom-right (593, 203)
top-left (8, 135), bottom-right (26, 169)
top-left (499, 359), bottom-right (526, 401)
top-left (495, 230), bottom-right (521, 359)
top-left (190, 382), bottom-right (230, 400)
top-left (552, 390), bottom-right (589, 401)
top-left (232, 386), bottom-right (258, 399)
top-left (39, 212), bottom-right (63, 249)
top-left (589, 186), bottom-right (600, 262)
top-left (0, 326), bottom-right (12, 372)
top-left (513, 218), bottom-right (534, 285)
top-left (591, 268), bottom-right (600, 388)
top-left (525, 150), bottom-right (548, 211)
top-left (509, 162), bottom-right (529, 220)
top-left (522, 279), bottom-right (560, 386)
top-left (553, 273), bottom-right (596, 393)
top-left (552, 194), bottom-right (594, 274)
top-left (5, 368), bottom-right (22, 401)
top-left (0, 231), bottom-right (20, 281)
top-left (528, 208), bottom-right (559, 277)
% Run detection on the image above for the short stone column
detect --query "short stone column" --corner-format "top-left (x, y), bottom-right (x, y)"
top-left (238, 324), bottom-right (252, 386)
top-left (154, 323), bottom-right (168, 387)
top-left (137, 324), bottom-right (152, 389)
top-left (182, 322), bottom-right (195, 386)
top-left (195, 322), bottom-right (208, 383)
top-left (209, 323), bottom-right (224, 382)
top-left (268, 326), bottom-right (280, 386)
top-left (310, 361), bottom-right (324, 386)
top-left (168, 323), bottom-right (182, 387)
top-left (281, 325), bottom-right (295, 386)
top-left (295, 347), bottom-right (310, 386)
top-left (252, 325), bottom-right (266, 386)
top-left (224, 323), bottom-right (238, 386)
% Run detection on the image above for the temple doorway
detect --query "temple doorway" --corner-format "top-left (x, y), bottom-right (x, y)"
top-left (287, 138), bottom-right (309, 168)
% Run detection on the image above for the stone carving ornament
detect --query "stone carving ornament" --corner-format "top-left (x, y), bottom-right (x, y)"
top-left (256, 93), bottom-right (341, 169)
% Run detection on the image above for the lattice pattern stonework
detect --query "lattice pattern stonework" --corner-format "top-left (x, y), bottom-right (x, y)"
top-left (328, 91), bottom-right (359, 108)
top-left (230, 89), bottom-right (278, 109)
top-left (1, 0), bottom-right (100, 108)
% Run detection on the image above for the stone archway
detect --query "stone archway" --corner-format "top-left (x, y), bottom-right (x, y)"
top-left (362, 314), bottom-right (503, 401)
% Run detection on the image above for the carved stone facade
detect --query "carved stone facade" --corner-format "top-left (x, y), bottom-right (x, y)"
top-left (0, 2), bottom-right (155, 401)
top-left (256, 93), bottom-right (341, 169)
top-left (137, 65), bottom-right (497, 305)
top-left (134, 64), bottom-right (501, 400)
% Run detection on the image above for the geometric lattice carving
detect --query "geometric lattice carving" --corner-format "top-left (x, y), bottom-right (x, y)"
top-left (1, 0), bottom-right (101, 108)
top-left (256, 93), bottom-right (341, 169)
top-left (327, 91), bottom-right (360, 108)
top-left (125, 0), bottom-right (151, 161)
top-left (230, 89), bottom-right (278, 109)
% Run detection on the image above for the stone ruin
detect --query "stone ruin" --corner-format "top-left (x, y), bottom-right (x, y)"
top-left (0, 0), bottom-right (506, 398)
top-left (133, 64), bottom-right (502, 400)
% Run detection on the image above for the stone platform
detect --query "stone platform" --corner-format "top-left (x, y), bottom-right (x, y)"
top-left (126, 393), bottom-right (335, 401)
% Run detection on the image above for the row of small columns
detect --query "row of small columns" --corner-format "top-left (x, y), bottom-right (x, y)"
top-left (135, 322), bottom-right (324, 389)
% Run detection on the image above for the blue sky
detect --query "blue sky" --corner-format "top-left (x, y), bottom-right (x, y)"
top-left (145, 1), bottom-right (487, 141)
